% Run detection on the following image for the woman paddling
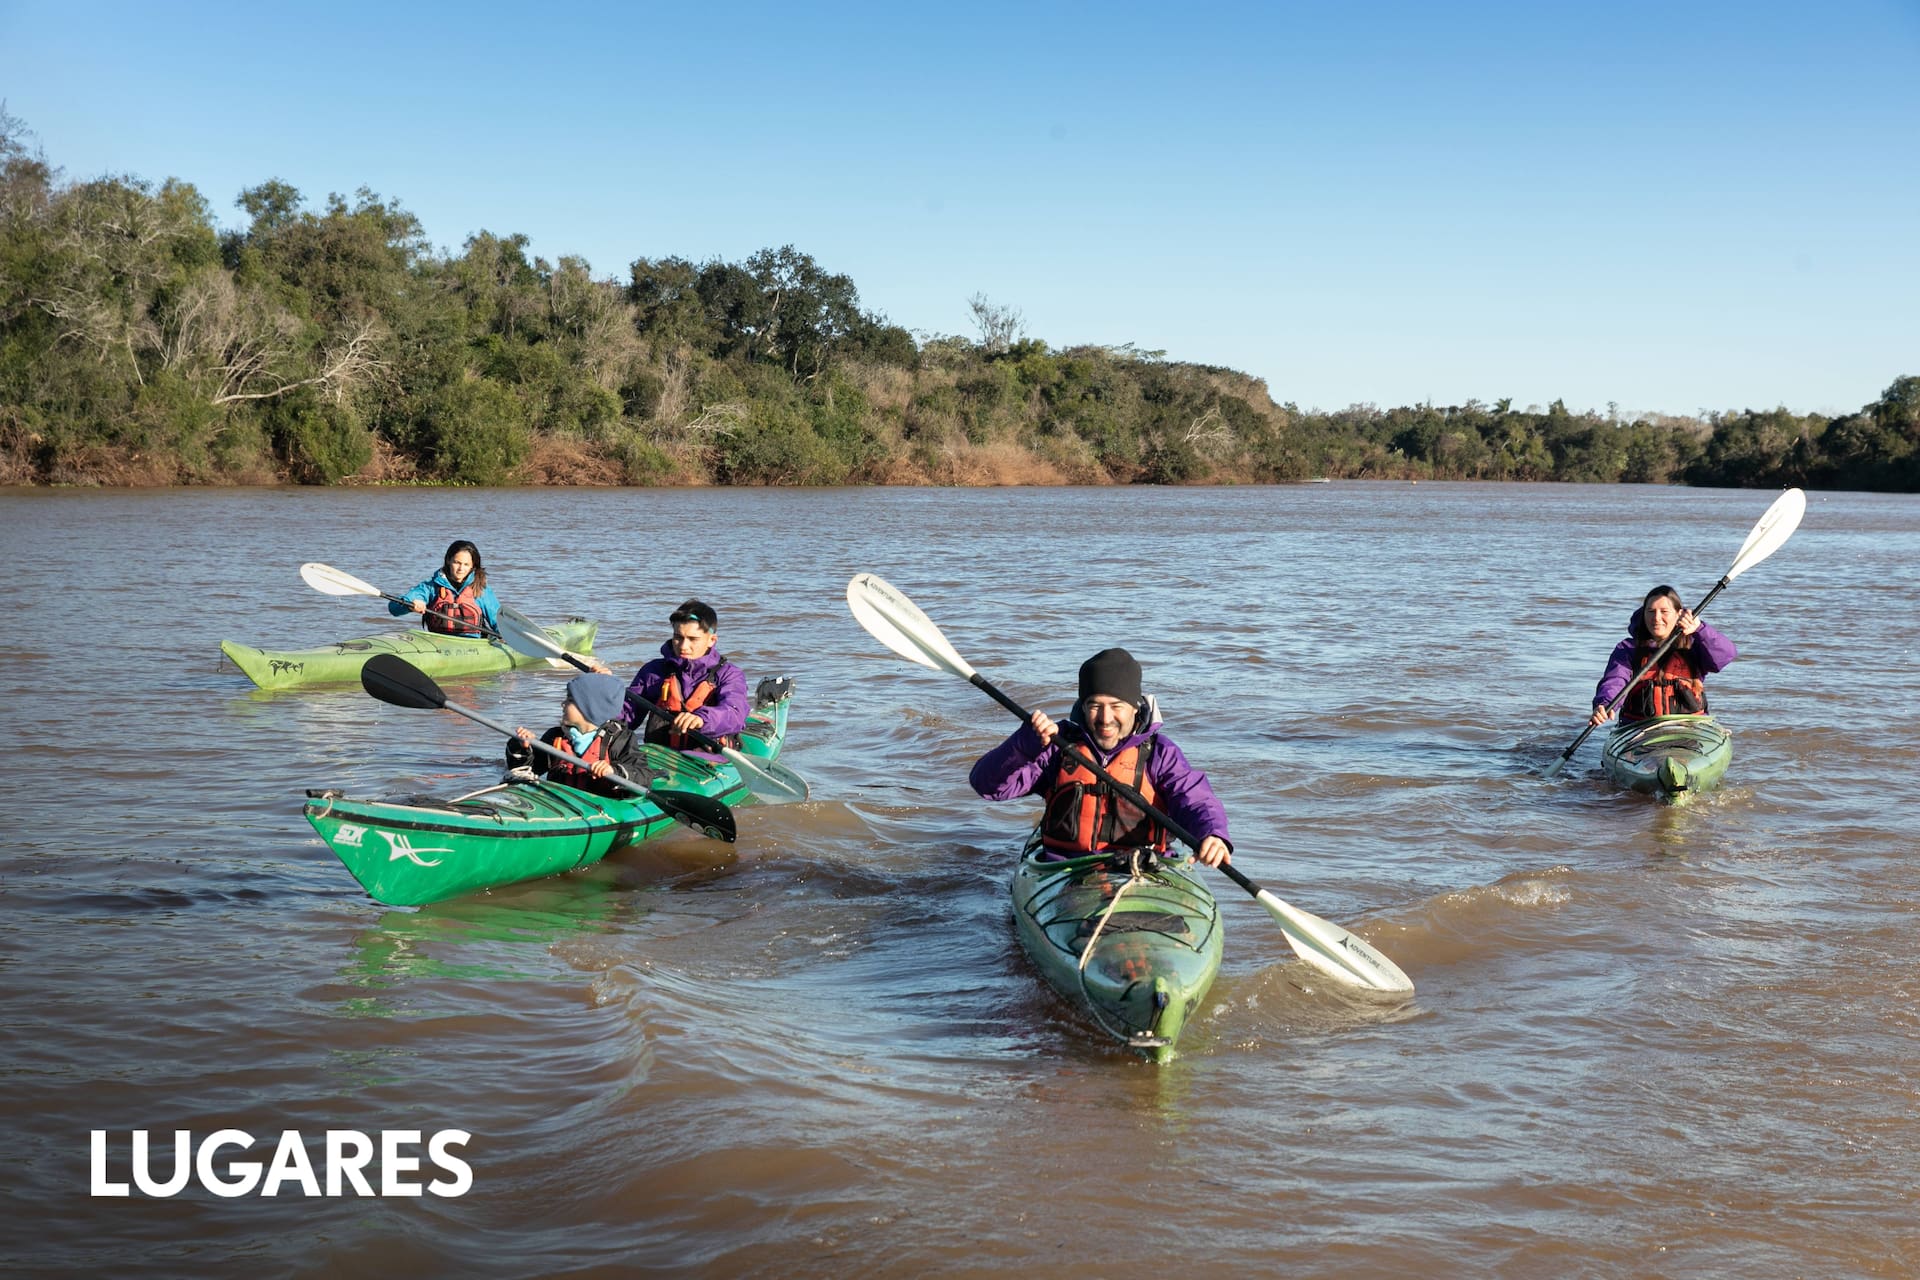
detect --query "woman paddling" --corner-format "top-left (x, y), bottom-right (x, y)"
top-left (389, 540), bottom-right (500, 638)
top-left (1588, 585), bottom-right (1738, 727)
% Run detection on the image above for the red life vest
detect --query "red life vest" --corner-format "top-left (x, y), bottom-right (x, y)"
top-left (1040, 740), bottom-right (1169, 855)
top-left (648, 671), bottom-right (741, 750)
top-left (541, 727), bottom-right (608, 790)
top-left (426, 579), bottom-right (485, 636)
top-left (1622, 642), bottom-right (1708, 722)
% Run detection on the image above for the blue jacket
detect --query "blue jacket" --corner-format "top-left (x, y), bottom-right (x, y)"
top-left (388, 571), bottom-right (500, 636)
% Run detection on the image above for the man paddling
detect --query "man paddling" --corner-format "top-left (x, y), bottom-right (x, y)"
top-left (969, 647), bottom-right (1232, 867)
top-left (620, 599), bottom-right (750, 760)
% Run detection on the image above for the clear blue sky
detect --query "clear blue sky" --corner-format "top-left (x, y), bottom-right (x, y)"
top-left (4, 0), bottom-right (1916, 416)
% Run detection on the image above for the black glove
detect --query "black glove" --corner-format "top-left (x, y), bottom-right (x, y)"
top-left (504, 737), bottom-right (534, 770)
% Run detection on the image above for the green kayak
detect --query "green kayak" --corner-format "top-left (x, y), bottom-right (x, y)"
top-left (305, 679), bottom-right (792, 905)
top-left (1010, 837), bottom-right (1224, 1062)
top-left (222, 618), bottom-right (597, 690)
top-left (1602, 713), bottom-right (1732, 801)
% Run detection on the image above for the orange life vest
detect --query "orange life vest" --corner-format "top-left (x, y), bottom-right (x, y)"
top-left (648, 671), bottom-right (741, 751)
top-left (426, 580), bottom-right (485, 636)
top-left (541, 727), bottom-right (608, 791)
top-left (1040, 740), bottom-right (1169, 855)
top-left (1622, 643), bottom-right (1708, 722)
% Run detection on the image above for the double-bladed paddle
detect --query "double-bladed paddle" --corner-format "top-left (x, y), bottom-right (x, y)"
top-left (845, 572), bottom-right (1414, 995)
top-left (491, 606), bottom-right (811, 803)
top-left (359, 653), bottom-right (736, 843)
top-left (1544, 487), bottom-right (1807, 777)
top-left (300, 562), bottom-right (517, 643)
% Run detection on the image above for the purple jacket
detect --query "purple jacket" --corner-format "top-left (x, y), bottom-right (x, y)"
top-left (1593, 611), bottom-right (1737, 709)
top-left (623, 643), bottom-right (749, 747)
top-left (969, 712), bottom-right (1230, 849)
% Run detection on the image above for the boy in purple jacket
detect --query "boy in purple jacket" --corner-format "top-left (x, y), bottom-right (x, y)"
top-left (622, 599), bottom-right (749, 758)
top-left (969, 648), bottom-right (1231, 866)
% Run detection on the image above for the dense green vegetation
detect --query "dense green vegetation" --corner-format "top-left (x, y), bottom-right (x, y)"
top-left (1, 111), bottom-right (1913, 490)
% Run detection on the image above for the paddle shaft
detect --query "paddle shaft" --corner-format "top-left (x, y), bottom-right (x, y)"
top-left (429, 698), bottom-right (659, 801)
top-left (1553, 575), bottom-right (1731, 768)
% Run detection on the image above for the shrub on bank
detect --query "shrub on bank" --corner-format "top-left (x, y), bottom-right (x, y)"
top-left (0, 110), bottom-right (1912, 491)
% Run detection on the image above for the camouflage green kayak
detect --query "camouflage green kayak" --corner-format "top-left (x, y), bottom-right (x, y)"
top-left (1602, 714), bottom-right (1733, 801)
top-left (221, 618), bottom-right (597, 690)
top-left (1010, 837), bottom-right (1223, 1062)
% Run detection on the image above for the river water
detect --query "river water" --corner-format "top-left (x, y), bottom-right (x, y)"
top-left (2, 482), bottom-right (1914, 1278)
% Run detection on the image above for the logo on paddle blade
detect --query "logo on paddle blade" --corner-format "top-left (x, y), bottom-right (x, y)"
top-left (1336, 933), bottom-right (1385, 968)
top-left (381, 832), bottom-right (454, 867)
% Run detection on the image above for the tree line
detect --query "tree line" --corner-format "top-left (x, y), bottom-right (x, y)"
top-left (1, 111), bottom-right (1913, 490)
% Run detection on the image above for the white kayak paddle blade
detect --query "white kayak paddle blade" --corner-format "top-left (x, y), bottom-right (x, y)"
top-left (1725, 487), bottom-right (1805, 583)
top-left (495, 605), bottom-right (571, 662)
top-left (846, 573), bottom-right (978, 679)
top-left (1257, 889), bottom-right (1415, 994)
top-left (301, 562), bottom-right (383, 598)
top-left (496, 604), bottom-right (560, 654)
top-left (726, 751), bottom-right (811, 803)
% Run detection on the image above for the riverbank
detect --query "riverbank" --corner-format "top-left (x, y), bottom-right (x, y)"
top-left (8, 369), bottom-right (1915, 492)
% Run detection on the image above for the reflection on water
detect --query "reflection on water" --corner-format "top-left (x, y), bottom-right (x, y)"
top-left (4, 482), bottom-right (1918, 1277)
top-left (343, 881), bottom-right (635, 994)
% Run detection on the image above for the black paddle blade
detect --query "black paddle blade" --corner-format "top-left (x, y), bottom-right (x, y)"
top-left (651, 788), bottom-right (737, 843)
top-left (361, 653), bottom-right (447, 710)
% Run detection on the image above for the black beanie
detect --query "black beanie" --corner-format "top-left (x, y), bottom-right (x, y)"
top-left (1078, 648), bottom-right (1143, 705)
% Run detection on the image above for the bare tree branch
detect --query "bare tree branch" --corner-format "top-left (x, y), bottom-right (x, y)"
top-left (967, 293), bottom-right (1023, 356)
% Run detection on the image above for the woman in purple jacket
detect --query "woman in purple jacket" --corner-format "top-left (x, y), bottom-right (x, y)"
top-left (1588, 585), bottom-right (1738, 727)
top-left (969, 647), bottom-right (1232, 867)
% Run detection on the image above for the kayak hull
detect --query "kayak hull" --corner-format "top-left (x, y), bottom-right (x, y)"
top-left (1010, 839), bottom-right (1223, 1063)
top-left (222, 619), bottom-right (598, 690)
top-left (305, 681), bottom-right (792, 905)
top-left (1602, 714), bottom-right (1732, 802)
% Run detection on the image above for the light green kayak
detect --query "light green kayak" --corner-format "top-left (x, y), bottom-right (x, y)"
top-left (1602, 713), bottom-right (1733, 801)
top-left (1010, 837), bottom-right (1223, 1062)
top-left (221, 618), bottom-right (597, 690)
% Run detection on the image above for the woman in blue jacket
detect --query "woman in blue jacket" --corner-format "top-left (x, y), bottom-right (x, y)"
top-left (389, 540), bottom-right (500, 637)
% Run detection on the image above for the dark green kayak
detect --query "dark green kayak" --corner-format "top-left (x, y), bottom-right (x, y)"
top-left (305, 679), bottom-right (792, 905)
top-left (1602, 713), bottom-right (1732, 802)
top-left (1010, 837), bottom-right (1223, 1062)
top-left (223, 618), bottom-right (598, 690)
